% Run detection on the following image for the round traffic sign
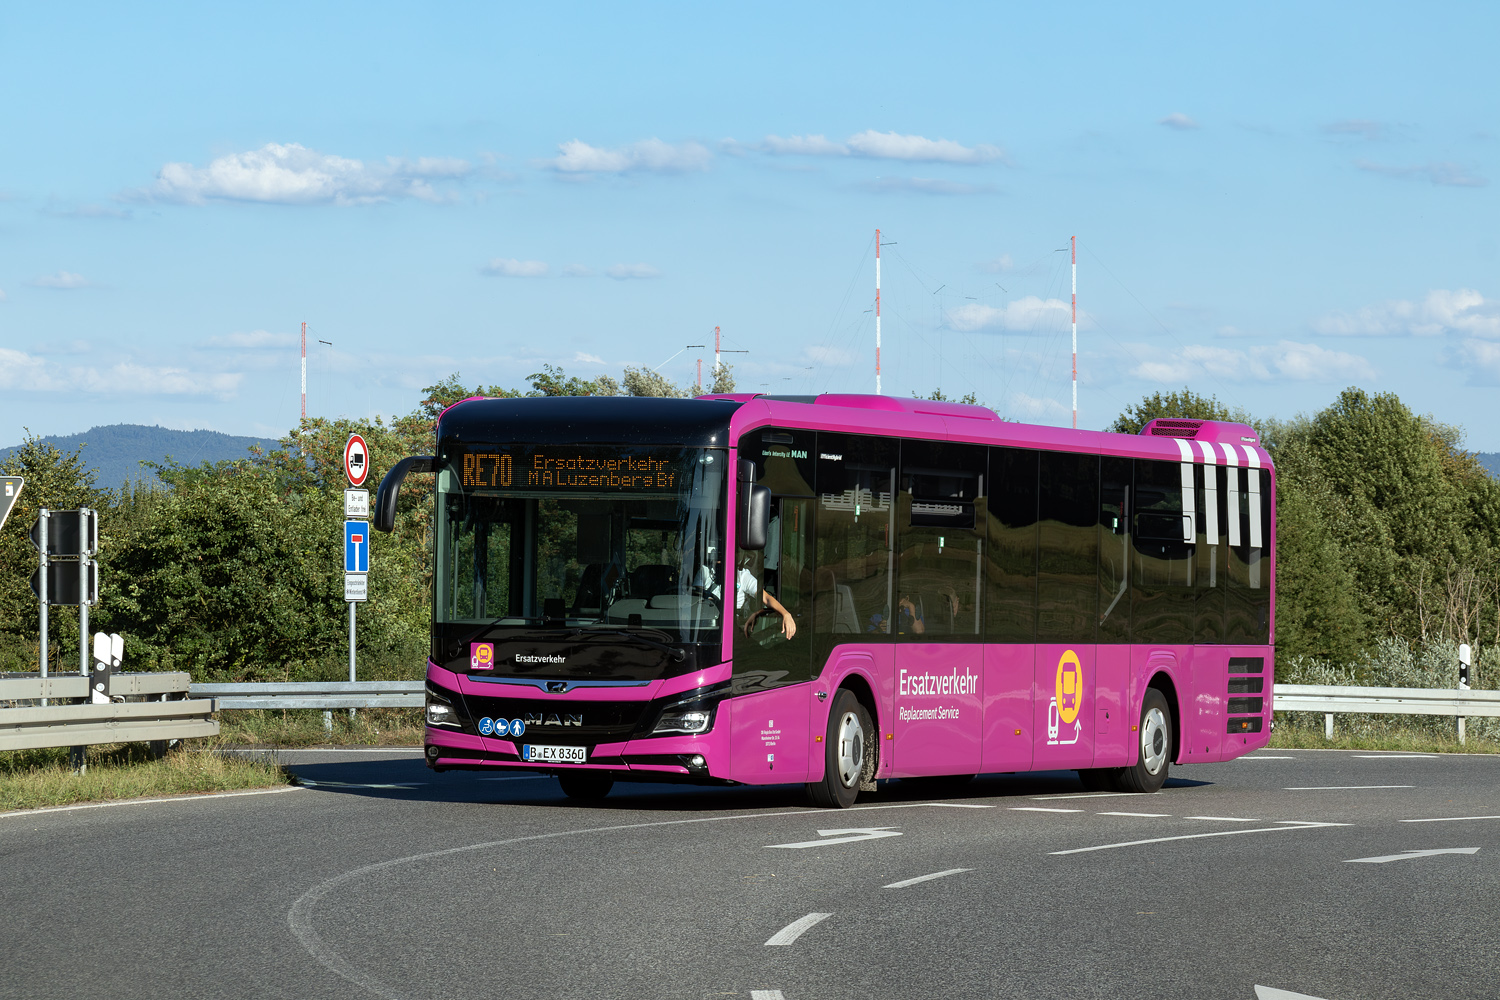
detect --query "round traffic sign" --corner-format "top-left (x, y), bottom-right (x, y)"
top-left (345, 434), bottom-right (369, 487)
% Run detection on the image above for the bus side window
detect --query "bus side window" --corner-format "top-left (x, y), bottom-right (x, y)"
top-left (897, 440), bottom-right (985, 639)
top-left (985, 447), bottom-right (1038, 643)
top-left (1226, 467), bottom-right (1271, 643)
top-left (814, 433), bottom-right (896, 644)
top-left (1037, 451), bottom-right (1099, 643)
top-left (1098, 456), bottom-right (1131, 642)
top-left (1131, 458), bottom-right (1194, 644)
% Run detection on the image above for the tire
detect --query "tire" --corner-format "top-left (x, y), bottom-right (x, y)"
top-left (807, 689), bottom-right (874, 808)
top-left (558, 772), bottom-right (615, 802)
top-left (1117, 687), bottom-right (1173, 793)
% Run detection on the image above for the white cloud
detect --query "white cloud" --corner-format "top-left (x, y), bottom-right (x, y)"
top-left (1314, 289), bottom-right (1500, 338)
top-left (204, 330), bottom-right (298, 349)
top-left (751, 130), bottom-right (1005, 165)
top-left (1449, 339), bottom-right (1500, 384)
top-left (482, 258), bottom-right (549, 278)
top-left (1159, 113), bottom-right (1200, 131)
top-left (1007, 392), bottom-right (1071, 419)
top-left (140, 143), bottom-right (473, 205)
top-left (975, 255), bottom-right (1014, 274)
top-left (562, 264), bottom-right (594, 277)
top-left (605, 263), bottom-right (661, 280)
top-left (543, 138), bottom-right (712, 174)
top-left (0, 288), bottom-right (6, 301)
top-left (27, 271), bottom-right (91, 289)
top-left (944, 297), bottom-right (1072, 333)
top-left (1129, 340), bottom-right (1374, 383)
top-left (860, 177), bottom-right (995, 196)
top-left (0, 349), bottom-right (242, 398)
top-left (574, 352), bottom-right (606, 365)
top-left (1355, 160), bottom-right (1487, 187)
top-left (802, 346), bottom-right (858, 367)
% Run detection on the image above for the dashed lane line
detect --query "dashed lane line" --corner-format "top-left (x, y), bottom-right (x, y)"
top-left (1184, 815), bottom-right (1261, 822)
top-left (883, 868), bottom-right (973, 889)
top-left (1238, 755), bottom-right (1298, 760)
top-left (1352, 754), bottom-right (1439, 759)
top-left (1284, 785), bottom-right (1414, 791)
top-left (1029, 791), bottom-right (1147, 800)
top-left (765, 913), bottom-right (833, 946)
top-left (1049, 820), bottom-right (1349, 855)
top-left (1096, 811), bottom-right (1171, 818)
top-left (1010, 806), bottom-right (1084, 813)
top-left (751, 992), bottom-right (786, 1000)
top-left (1401, 815), bottom-right (1500, 823)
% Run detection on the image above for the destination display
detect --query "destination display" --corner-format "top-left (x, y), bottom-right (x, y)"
top-left (455, 447), bottom-right (699, 492)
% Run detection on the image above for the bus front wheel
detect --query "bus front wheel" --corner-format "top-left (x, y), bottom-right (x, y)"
top-left (1117, 688), bottom-right (1173, 793)
top-left (808, 689), bottom-right (872, 809)
top-left (558, 772), bottom-right (614, 802)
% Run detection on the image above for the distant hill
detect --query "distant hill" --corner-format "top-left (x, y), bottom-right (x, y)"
top-left (1479, 453), bottom-right (1500, 481)
top-left (0, 424), bottom-right (279, 489)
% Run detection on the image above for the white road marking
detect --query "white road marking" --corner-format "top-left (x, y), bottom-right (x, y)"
top-left (1030, 791), bottom-right (1144, 800)
top-left (1238, 755), bottom-right (1298, 760)
top-left (751, 992), bottom-right (786, 1000)
top-left (1096, 811), bottom-right (1171, 818)
top-left (1050, 820), bottom-right (1347, 855)
top-left (299, 779), bottom-right (424, 790)
top-left (1352, 754), bottom-right (1438, 759)
top-left (924, 803), bottom-right (995, 809)
top-left (765, 912), bottom-right (832, 946)
top-left (0, 785), bottom-right (303, 820)
top-left (767, 827), bottom-right (903, 849)
top-left (1255, 987), bottom-right (1329, 1000)
top-left (1401, 815), bottom-right (1500, 824)
top-left (1010, 806), bottom-right (1084, 813)
top-left (1284, 785), bottom-right (1414, 791)
top-left (883, 868), bottom-right (973, 889)
top-left (1184, 815), bottom-right (1261, 822)
top-left (1346, 847), bottom-right (1480, 864)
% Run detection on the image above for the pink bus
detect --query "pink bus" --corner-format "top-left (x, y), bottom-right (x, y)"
top-left (373, 393), bottom-right (1273, 808)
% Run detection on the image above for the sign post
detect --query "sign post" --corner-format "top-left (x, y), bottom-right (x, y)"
top-left (344, 435), bottom-right (370, 720)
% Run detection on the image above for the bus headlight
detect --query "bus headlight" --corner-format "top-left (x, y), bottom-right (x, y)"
top-left (652, 708), bottom-right (713, 735)
top-left (426, 691), bottom-right (462, 729)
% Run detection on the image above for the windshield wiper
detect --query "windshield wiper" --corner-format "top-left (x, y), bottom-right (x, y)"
top-left (568, 628), bottom-right (687, 662)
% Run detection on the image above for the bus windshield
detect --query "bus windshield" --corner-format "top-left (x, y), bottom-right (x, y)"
top-left (433, 444), bottom-right (727, 646)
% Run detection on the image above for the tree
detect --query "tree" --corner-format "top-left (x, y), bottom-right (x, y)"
top-left (622, 366), bottom-right (688, 398)
top-left (526, 364), bottom-right (619, 398)
top-left (918, 388), bottom-right (981, 405)
top-left (1108, 388), bottom-right (1250, 435)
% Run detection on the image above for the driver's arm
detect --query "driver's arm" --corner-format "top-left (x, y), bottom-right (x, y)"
top-left (761, 590), bottom-right (797, 639)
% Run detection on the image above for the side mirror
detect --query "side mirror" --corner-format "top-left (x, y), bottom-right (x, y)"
top-left (737, 458), bottom-right (770, 550)
top-left (373, 456), bottom-right (434, 533)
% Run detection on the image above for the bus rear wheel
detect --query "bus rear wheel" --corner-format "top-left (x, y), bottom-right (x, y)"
top-left (558, 772), bottom-right (614, 802)
top-left (808, 689), bottom-right (872, 809)
top-left (1116, 688), bottom-right (1173, 793)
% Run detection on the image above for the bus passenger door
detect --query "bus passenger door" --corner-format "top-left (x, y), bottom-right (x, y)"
top-left (1033, 644), bottom-right (1095, 771)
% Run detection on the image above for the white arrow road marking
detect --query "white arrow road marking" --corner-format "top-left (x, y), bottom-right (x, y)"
top-left (1345, 847), bottom-right (1480, 864)
top-left (1255, 987), bottom-right (1329, 1000)
top-left (765, 912), bottom-right (832, 945)
top-left (883, 868), bottom-right (972, 889)
top-left (767, 827), bottom-right (902, 849)
top-left (1284, 785), bottom-right (1414, 791)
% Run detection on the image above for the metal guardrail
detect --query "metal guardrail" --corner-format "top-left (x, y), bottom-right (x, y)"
top-left (1274, 683), bottom-right (1500, 718)
top-left (0, 671), bottom-right (218, 752)
top-left (188, 680), bottom-right (423, 710)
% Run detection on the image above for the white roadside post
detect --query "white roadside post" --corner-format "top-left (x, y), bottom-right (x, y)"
top-left (1459, 643), bottom-right (1472, 745)
top-left (344, 435), bottom-right (371, 728)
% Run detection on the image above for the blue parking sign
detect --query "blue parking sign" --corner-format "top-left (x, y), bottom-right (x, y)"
top-left (345, 521), bottom-right (370, 573)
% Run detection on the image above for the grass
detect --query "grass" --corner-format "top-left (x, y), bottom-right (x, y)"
top-left (0, 742), bottom-right (293, 812)
top-left (1271, 714), bottom-right (1500, 754)
top-left (216, 707), bottom-right (424, 748)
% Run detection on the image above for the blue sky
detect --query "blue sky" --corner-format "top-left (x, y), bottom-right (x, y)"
top-left (3, 3), bottom-right (1498, 447)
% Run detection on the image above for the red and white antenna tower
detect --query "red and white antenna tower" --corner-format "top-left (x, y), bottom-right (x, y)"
top-left (697, 356), bottom-right (703, 389)
top-left (300, 320), bottom-right (307, 421)
top-left (714, 326), bottom-right (720, 373)
top-left (1071, 236), bottom-right (1077, 429)
top-left (875, 228), bottom-right (882, 394)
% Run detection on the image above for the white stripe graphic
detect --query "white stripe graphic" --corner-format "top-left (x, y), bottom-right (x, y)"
top-left (1242, 445), bottom-right (1262, 468)
top-left (1219, 442), bottom-right (1240, 466)
top-left (1173, 438), bottom-right (1194, 462)
top-left (1247, 464), bottom-right (1263, 548)
top-left (1199, 441), bottom-right (1219, 546)
top-left (1180, 461), bottom-right (1196, 543)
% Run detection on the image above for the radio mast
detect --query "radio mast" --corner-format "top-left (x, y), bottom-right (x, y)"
top-left (300, 320), bottom-right (307, 421)
top-left (1071, 236), bottom-right (1077, 429)
top-left (875, 228), bottom-right (882, 394)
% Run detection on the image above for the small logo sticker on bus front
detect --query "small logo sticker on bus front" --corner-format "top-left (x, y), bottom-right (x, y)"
top-left (478, 717), bottom-right (495, 736)
top-left (470, 642), bottom-right (495, 670)
top-left (495, 718), bottom-right (512, 737)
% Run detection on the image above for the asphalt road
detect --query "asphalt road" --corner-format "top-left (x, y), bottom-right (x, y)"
top-left (3, 749), bottom-right (1498, 1000)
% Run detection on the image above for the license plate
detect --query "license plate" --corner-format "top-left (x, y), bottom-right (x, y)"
top-left (522, 744), bottom-right (587, 764)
